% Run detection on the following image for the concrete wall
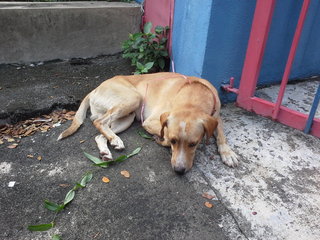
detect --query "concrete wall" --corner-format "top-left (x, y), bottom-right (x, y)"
top-left (0, 2), bottom-right (141, 64)
top-left (172, 0), bottom-right (320, 102)
top-left (171, 0), bottom-right (213, 77)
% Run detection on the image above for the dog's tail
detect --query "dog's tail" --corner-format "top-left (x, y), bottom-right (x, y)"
top-left (57, 94), bottom-right (90, 141)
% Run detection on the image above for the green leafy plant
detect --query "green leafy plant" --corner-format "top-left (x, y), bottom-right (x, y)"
top-left (122, 22), bottom-right (169, 74)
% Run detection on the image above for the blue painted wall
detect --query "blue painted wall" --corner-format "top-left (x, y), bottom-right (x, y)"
top-left (172, 0), bottom-right (320, 103)
top-left (171, 0), bottom-right (213, 77)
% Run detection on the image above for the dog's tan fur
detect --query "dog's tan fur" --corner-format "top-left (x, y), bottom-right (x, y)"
top-left (58, 72), bottom-right (238, 174)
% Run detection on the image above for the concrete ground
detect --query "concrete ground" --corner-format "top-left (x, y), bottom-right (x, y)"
top-left (0, 56), bottom-right (319, 240)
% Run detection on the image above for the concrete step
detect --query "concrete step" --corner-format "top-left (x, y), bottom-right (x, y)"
top-left (0, 2), bottom-right (141, 64)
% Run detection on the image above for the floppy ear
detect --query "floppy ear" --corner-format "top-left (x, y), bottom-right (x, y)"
top-left (202, 115), bottom-right (218, 144)
top-left (160, 112), bottom-right (170, 139)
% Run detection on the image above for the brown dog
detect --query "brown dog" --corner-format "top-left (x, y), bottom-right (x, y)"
top-left (58, 72), bottom-right (238, 174)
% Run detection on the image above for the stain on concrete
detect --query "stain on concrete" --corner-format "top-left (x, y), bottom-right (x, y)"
top-left (0, 162), bottom-right (12, 174)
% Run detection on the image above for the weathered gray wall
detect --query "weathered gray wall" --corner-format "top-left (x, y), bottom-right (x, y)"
top-left (0, 2), bottom-right (141, 64)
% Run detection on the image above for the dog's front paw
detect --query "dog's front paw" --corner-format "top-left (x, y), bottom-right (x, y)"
top-left (218, 144), bottom-right (239, 167)
top-left (110, 136), bottom-right (125, 150)
top-left (153, 135), bottom-right (170, 147)
top-left (100, 151), bottom-right (113, 161)
top-left (95, 135), bottom-right (113, 160)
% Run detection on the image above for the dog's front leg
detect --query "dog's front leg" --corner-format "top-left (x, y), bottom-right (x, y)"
top-left (215, 117), bottom-right (239, 167)
top-left (142, 117), bottom-right (170, 147)
top-left (95, 134), bottom-right (113, 161)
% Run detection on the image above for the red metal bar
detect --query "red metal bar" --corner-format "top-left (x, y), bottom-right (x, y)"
top-left (272, 0), bottom-right (311, 120)
top-left (250, 97), bottom-right (320, 138)
top-left (237, 0), bottom-right (276, 109)
top-left (222, 77), bottom-right (239, 94)
top-left (229, 0), bottom-right (319, 138)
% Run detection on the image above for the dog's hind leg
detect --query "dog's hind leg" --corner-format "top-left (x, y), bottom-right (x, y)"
top-left (215, 117), bottom-right (239, 167)
top-left (93, 98), bottom-right (140, 150)
top-left (110, 112), bottom-right (136, 133)
top-left (95, 134), bottom-right (113, 161)
top-left (95, 112), bottom-right (136, 160)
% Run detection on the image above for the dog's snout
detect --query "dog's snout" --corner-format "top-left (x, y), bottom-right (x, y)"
top-left (174, 166), bottom-right (186, 175)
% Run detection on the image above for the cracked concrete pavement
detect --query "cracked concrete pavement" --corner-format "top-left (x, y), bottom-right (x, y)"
top-left (1, 56), bottom-right (319, 239)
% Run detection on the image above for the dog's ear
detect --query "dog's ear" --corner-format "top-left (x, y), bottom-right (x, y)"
top-left (202, 115), bottom-right (218, 144)
top-left (160, 112), bottom-right (170, 139)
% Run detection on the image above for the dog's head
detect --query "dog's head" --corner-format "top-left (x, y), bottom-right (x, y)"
top-left (160, 110), bottom-right (218, 175)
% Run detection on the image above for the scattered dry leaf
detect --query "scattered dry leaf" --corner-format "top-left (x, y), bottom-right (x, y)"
top-left (37, 156), bottom-right (42, 161)
top-left (120, 170), bottom-right (130, 178)
top-left (202, 192), bottom-right (215, 200)
top-left (80, 140), bottom-right (86, 144)
top-left (59, 183), bottom-right (70, 188)
top-left (252, 211), bottom-right (257, 215)
top-left (7, 143), bottom-right (18, 149)
top-left (0, 110), bottom-right (75, 141)
top-left (204, 202), bottom-right (213, 208)
top-left (102, 177), bottom-right (110, 183)
top-left (27, 154), bottom-right (34, 158)
top-left (0, 139), bottom-right (3, 144)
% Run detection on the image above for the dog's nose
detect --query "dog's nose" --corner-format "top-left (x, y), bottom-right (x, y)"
top-left (174, 166), bottom-right (186, 175)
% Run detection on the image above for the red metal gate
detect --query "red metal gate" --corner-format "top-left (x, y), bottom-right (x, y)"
top-left (223, 0), bottom-right (320, 138)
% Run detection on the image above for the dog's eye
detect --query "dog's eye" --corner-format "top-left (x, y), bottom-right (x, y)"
top-left (171, 139), bottom-right (177, 145)
top-left (188, 142), bottom-right (197, 148)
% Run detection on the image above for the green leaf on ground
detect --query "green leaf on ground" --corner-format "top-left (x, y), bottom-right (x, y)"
top-left (44, 200), bottom-right (64, 212)
top-left (138, 130), bottom-right (153, 139)
top-left (27, 222), bottom-right (54, 231)
top-left (86, 147), bottom-right (141, 168)
top-left (80, 172), bottom-right (93, 187)
top-left (126, 147), bottom-right (142, 158)
top-left (93, 162), bottom-right (111, 167)
top-left (63, 190), bottom-right (75, 206)
top-left (83, 152), bottom-right (108, 168)
top-left (52, 234), bottom-right (62, 240)
top-left (74, 183), bottom-right (85, 190)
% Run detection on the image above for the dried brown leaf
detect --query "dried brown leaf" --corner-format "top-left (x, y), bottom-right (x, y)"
top-left (120, 170), bottom-right (130, 178)
top-left (7, 138), bottom-right (15, 142)
top-left (202, 192), bottom-right (215, 200)
top-left (24, 128), bottom-right (34, 136)
top-left (37, 156), bottom-right (42, 161)
top-left (204, 202), bottom-right (213, 208)
top-left (102, 177), bottom-right (110, 183)
top-left (7, 143), bottom-right (18, 149)
top-left (27, 154), bottom-right (34, 158)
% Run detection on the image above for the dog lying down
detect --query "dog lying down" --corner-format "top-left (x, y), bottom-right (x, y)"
top-left (58, 72), bottom-right (238, 174)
